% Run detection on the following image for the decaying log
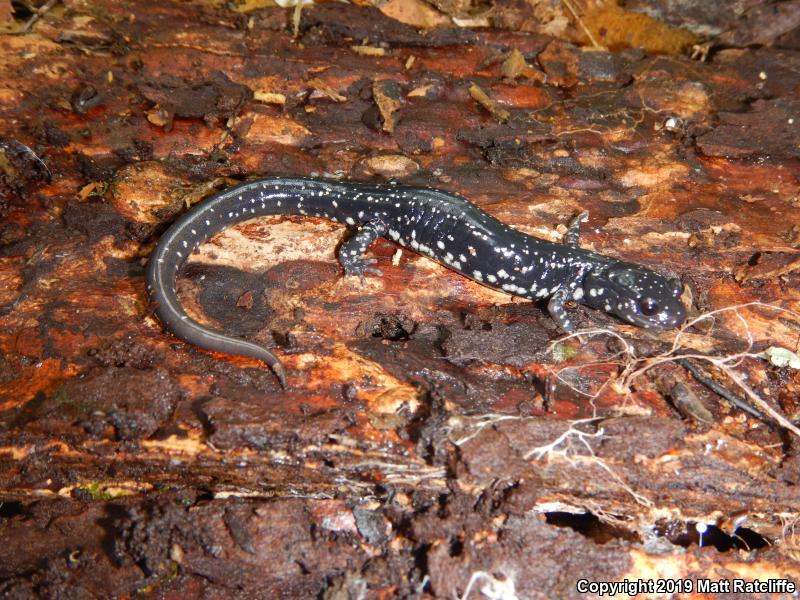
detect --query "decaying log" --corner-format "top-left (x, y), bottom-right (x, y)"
top-left (1, 0), bottom-right (799, 597)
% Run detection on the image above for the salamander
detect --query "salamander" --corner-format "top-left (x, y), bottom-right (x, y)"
top-left (146, 177), bottom-right (687, 386)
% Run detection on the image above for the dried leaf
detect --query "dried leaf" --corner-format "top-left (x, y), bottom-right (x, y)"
top-left (761, 347), bottom-right (800, 370)
top-left (379, 0), bottom-right (450, 29)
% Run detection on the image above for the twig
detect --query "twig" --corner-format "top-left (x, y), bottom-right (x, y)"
top-left (0, 140), bottom-right (51, 179)
top-left (21, 0), bottom-right (60, 33)
top-left (625, 303), bottom-right (800, 435)
top-left (548, 302), bottom-right (800, 437)
top-left (677, 358), bottom-right (768, 421)
top-left (719, 364), bottom-right (800, 438)
top-left (561, 0), bottom-right (601, 48)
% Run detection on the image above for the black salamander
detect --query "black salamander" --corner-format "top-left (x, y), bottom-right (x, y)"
top-left (146, 177), bottom-right (686, 386)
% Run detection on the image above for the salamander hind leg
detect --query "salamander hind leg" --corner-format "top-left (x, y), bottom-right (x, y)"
top-left (564, 211), bottom-right (589, 247)
top-left (547, 287), bottom-right (575, 332)
top-left (338, 218), bottom-right (387, 280)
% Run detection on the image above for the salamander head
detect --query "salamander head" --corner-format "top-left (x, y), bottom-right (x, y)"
top-left (582, 264), bottom-right (686, 328)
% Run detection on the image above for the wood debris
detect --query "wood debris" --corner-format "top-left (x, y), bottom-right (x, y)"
top-left (468, 83), bottom-right (510, 122)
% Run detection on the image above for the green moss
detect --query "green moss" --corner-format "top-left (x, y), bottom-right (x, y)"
top-left (77, 482), bottom-right (116, 501)
top-left (551, 343), bottom-right (578, 362)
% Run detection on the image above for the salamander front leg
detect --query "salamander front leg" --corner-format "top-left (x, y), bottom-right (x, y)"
top-left (564, 211), bottom-right (589, 247)
top-left (547, 287), bottom-right (575, 332)
top-left (338, 219), bottom-right (386, 280)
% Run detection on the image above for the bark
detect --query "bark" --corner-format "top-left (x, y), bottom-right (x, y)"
top-left (1, 0), bottom-right (799, 597)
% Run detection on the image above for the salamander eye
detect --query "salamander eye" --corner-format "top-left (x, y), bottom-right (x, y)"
top-left (639, 298), bottom-right (659, 316)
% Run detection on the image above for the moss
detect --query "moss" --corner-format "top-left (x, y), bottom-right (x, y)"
top-left (76, 482), bottom-right (117, 501)
top-left (551, 342), bottom-right (578, 362)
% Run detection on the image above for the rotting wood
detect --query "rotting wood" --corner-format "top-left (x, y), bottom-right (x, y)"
top-left (0, 0), bottom-right (799, 597)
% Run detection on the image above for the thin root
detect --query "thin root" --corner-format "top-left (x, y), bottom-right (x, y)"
top-left (549, 302), bottom-right (800, 438)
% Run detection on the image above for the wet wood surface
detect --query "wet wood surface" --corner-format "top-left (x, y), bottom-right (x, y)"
top-left (1, 0), bottom-right (799, 597)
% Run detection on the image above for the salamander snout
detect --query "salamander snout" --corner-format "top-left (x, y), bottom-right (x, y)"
top-left (583, 265), bottom-right (686, 329)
